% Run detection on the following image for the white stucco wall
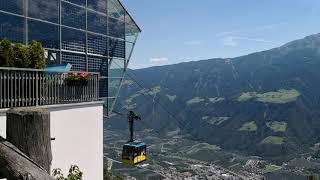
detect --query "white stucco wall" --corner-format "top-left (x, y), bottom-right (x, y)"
top-left (0, 111), bottom-right (6, 139)
top-left (50, 103), bottom-right (104, 180)
top-left (0, 102), bottom-right (104, 180)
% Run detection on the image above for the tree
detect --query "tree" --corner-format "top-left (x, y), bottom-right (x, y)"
top-left (52, 165), bottom-right (83, 180)
top-left (0, 39), bottom-right (46, 69)
top-left (0, 39), bottom-right (14, 67)
top-left (28, 40), bottom-right (46, 69)
top-left (12, 43), bottom-right (30, 68)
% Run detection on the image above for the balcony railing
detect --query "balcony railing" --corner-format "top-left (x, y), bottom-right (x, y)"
top-left (0, 67), bottom-right (99, 109)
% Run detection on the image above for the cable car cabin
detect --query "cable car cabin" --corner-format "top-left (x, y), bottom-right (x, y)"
top-left (122, 142), bottom-right (147, 165)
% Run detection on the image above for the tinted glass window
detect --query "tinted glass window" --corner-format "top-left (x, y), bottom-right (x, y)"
top-left (64, 0), bottom-right (86, 6)
top-left (88, 56), bottom-right (108, 76)
top-left (28, 20), bottom-right (59, 49)
top-left (109, 38), bottom-right (125, 58)
top-left (107, 0), bottom-right (125, 20)
top-left (87, 11), bottom-right (107, 35)
top-left (0, 0), bottom-right (23, 14)
top-left (108, 18), bottom-right (125, 39)
top-left (88, 33), bottom-right (107, 56)
top-left (0, 12), bottom-right (24, 43)
top-left (99, 78), bottom-right (108, 97)
top-left (61, 52), bottom-right (86, 71)
top-left (87, 0), bottom-right (107, 13)
top-left (62, 2), bottom-right (86, 29)
top-left (62, 27), bottom-right (86, 52)
top-left (28, 0), bottom-right (59, 23)
top-left (108, 78), bottom-right (122, 97)
top-left (109, 58), bottom-right (124, 78)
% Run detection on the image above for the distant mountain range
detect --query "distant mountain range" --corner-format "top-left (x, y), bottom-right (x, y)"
top-left (108, 33), bottom-right (320, 164)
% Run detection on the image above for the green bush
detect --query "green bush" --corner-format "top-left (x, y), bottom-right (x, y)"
top-left (0, 39), bottom-right (14, 67)
top-left (0, 39), bottom-right (46, 69)
top-left (53, 165), bottom-right (83, 180)
top-left (28, 40), bottom-right (46, 69)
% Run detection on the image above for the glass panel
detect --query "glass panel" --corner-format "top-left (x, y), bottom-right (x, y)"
top-left (109, 58), bottom-right (124, 78)
top-left (28, 20), bottom-right (59, 49)
top-left (62, 2), bottom-right (86, 29)
top-left (99, 78), bottom-right (108, 97)
top-left (87, 33), bottom-right (107, 56)
top-left (64, 0), bottom-right (86, 6)
top-left (125, 42), bottom-right (134, 60)
top-left (87, 0), bottom-right (107, 13)
top-left (0, 12), bottom-right (24, 43)
top-left (88, 56), bottom-right (108, 76)
top-left (87, 11), bottom-right (107, 35)
top-left (107, 0), bottom-right (125, 20)
top-left (125, 23), bottom-right (139, 43)
top-left (61, 52), bottom-right (86, 71)
top-left (62, 27), bottom-right (86, 52)
top-left (108, 17), bottom-right (125, 39)
top-left (45, 50), bottom-right (60, 66)
top-left (108, 38), bottom-right (125, 58)
top-left (107, 98), bottom-right (116, 114)
top-left (0, 0), bottom-right (23, 14)
top-left (28, 0), bottom-right (59, 23)
top-left (108, 78), bottom-right (122, 97)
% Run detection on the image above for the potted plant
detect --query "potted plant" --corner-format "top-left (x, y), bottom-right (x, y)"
top-left (65, 72), bottom-right (92, 86)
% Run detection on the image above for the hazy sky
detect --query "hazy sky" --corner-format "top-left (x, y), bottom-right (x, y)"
top-left (122, 0), bottom-right (320, 69)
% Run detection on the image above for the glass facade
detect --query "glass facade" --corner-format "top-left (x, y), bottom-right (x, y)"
top-left (0, 0), bottom-right (141, 116)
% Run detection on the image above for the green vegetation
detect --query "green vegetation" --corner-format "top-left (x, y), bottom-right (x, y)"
top-left (266, 121), bottom-right (287, 132)
top-left (238, 121), bottom-right (257, 131)
top-left (166, 94), bottom-right (177, 102)
top-left (186, 97), bottom-right (205, 105)
top-left (238, 92), bottom-right (256, 102)
top-left (264, 164), bottom-right (282, 173)
top-left (207, 117), bottom-right (229, 126)
top-left (53, 165), bottom-right (83, 180)
top-left (186, 143), bottom-right (221, 154)
top-left (0, 39), bottom-right (46, 69)
top-left (306, 174), bottom-right (320, 180)
top-left (237, 89), bottom-right (301, 104)
top-left (209, 97), bottom-right (225, 104)
top-left (261, 136), bottom-right (284, 145)
top-left (104, 169), bottom-right (124, 180)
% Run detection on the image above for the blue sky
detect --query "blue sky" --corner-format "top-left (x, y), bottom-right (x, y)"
top-left (122, 0), bottom-right (320, 69)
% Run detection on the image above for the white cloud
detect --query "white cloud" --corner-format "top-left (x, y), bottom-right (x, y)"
top-left (222, 36), bottom-right (238, 47)
top-left (221, 36), bottom-right (275, 47)
top-left (216, 31), bottom-right (235, 37)
top-left (149, 57), bottom-right (169, 63)
top-left (184, 40), bottom-right (201, 46)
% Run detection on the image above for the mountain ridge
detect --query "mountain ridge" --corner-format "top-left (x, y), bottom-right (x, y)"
top-left (108, 33), bottom-right (320, 170)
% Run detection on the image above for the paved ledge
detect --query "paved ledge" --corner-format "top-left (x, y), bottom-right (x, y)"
top-left (0, 101), bottom-right (104, 115)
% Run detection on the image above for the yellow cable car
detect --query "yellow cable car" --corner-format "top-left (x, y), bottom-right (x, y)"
top-left (122, 142), bottom-right (147, 165)
top-left (121, 111), bottom-right (147, 165)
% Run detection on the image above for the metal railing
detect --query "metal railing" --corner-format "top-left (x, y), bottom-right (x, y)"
top-left (0, 67), bottom-right (99, 109)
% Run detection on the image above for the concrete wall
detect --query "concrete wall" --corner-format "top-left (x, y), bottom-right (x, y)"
top-left (0, 102), bottom-right (104, 180)
top-left (0, 111), bottom-right (6, 138)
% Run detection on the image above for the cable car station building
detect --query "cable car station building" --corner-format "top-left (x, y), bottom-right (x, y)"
top-left (0, 0), bottom-right (140, 179)
top-left (0, 0), bottom-right (141, 115)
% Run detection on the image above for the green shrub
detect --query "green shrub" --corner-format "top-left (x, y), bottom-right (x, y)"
top-left (53, 165), bottom-right (83, 180)
top-left (28, 40), bottom-right (46, 69)
top-left (0, 39), bottom-right (46, 69)
top-left (0, 39), bottom-right (14, 67)
top-left (12, 43), bottom-right (30, 68)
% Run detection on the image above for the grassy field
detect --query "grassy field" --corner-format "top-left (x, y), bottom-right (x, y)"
top-left (261, 136), bottom-right (285, 145)
top-left (187, 97), bottom-right (205, 105)
top-left (238, 89), bottom-right (300, 104)
top-left (238, 121), bottom-right (257, 131)
top-left (266, 121), bottom-right (287, 132)
top-left (264, 164), bottom-right (282, 173)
